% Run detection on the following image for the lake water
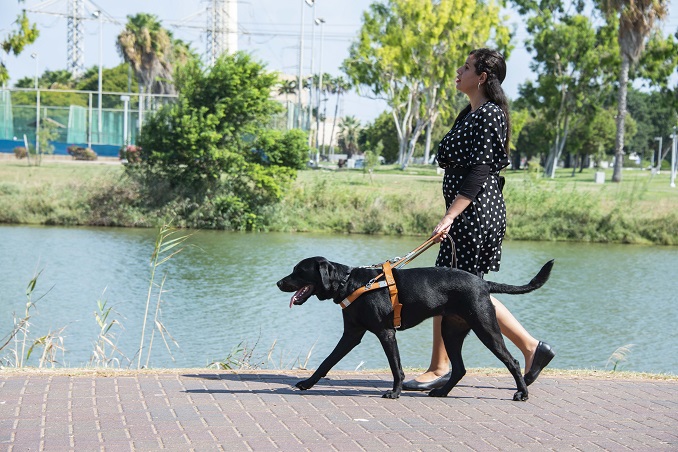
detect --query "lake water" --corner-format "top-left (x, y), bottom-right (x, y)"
top-left (0, 225), bottom-right (676, 375)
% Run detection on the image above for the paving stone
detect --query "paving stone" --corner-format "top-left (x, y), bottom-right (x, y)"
top-left (0, 370), bottom-right (676, 450)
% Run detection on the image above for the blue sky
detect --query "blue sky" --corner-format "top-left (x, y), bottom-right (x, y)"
top-left (2, 0), bottom-right (677, 122)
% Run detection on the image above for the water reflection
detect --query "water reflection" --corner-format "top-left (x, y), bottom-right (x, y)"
top-left (0, 225), bottom-right (676, 375)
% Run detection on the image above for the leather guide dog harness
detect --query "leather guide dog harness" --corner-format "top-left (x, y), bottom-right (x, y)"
top-left (338, 233), bottom-right (454, 329)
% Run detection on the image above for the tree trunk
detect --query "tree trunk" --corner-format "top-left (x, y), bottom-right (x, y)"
top-left (612, 55), bottom-right (630, 183)
top-left (401, 121), bottom-right (426, 170)
top-left (423, 121), bottom-right (433, 165)
top-left (328, 94), bottom-right (341, 156)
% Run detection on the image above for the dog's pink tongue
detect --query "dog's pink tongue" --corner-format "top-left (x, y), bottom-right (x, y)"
top-left (289, 287), bottom-right (306, 308)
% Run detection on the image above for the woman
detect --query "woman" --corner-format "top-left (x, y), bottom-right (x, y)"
top-left (403, 48), bottom-right (555, 391)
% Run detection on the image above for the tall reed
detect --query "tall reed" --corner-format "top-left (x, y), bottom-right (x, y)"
top-left (90, 293), bottom-right (129, 368)
top-left (137, 222), bottom-right (191, 368)
top-left (0, 270), bottom-right (67, 368)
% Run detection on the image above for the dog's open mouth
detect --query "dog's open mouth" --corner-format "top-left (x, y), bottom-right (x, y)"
top-left (289, 285), bottom-right (314, 307)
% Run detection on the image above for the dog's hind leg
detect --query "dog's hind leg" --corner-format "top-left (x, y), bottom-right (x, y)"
top-left (428, 317), bottom-right (470, 398)
top-left (295, 327), bottom-right (366, 391)
top-left (374, 328), bottom-right (404, 399)
top-left (471, 320), bottom-right (528, 402)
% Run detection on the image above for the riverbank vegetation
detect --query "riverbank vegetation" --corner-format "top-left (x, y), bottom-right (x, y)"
top-left (1, 158), bottom-right (677, 245)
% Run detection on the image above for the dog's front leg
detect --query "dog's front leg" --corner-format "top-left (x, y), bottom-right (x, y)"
top-left (296, 328), bottom-right (366, 391)
top-left (375, 328), bottom-right (404, 399)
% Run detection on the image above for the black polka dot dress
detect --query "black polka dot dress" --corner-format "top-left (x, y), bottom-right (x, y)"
top-left (435, 102), bottom-right (510, 275)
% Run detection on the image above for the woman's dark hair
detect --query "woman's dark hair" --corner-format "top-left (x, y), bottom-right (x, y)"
top-left (465, 48), bottom-right (511, 152)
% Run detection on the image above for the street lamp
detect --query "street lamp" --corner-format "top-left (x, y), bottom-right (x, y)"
top-left (314, 17), bottom-right (326, 163)
top-left (307, 0), bottom-right (317, 140)
top-left (297, 0), bottom-right (315, 129)
top-left (654, 136), bottom-right (662, 174)
top-left (92, 10), bottom-right (103, 144)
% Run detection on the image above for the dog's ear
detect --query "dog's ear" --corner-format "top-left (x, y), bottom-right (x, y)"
top-left (317, 258), bottom-right (333, 292)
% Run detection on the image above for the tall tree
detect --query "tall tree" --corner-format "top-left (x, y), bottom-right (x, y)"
top-left (278, 79), bottom-right (298, 124)
top-left (328, 76), bottom-right (351, 156)
top-left (337, 116), bottom-right (361, 160)
top-left (597, 0), bottom-right (669, 182)
top-left (278, 79), bottom-right (298, 104)
top-left (1, 5), bottom-right (39, 85)
top-left (132, 52), bottom-right (304, 231)
top-left (514, 4), bottom-right (617, 177)
top-left (343, 0), bottom-right (510, 169)
top-left (116, 13), bottom-right (174, 95)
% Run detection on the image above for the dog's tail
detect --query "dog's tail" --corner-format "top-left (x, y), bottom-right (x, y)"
top-left (487, 260), bottom-right (554, 295)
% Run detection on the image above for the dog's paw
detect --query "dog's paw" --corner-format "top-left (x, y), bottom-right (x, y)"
top-left (295, 380), bottom-right (313, 391)
top-left (427, 388), bottom-right (448, 398)
top-left (513, 390), bottom-right (528, 401)
top-left (382, 390), bottom-right (400, 399)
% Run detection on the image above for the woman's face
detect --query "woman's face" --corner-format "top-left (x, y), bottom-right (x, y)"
top-left (456, 55), bottom-right (484, 97)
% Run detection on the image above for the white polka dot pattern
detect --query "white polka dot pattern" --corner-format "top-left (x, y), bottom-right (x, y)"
top-left (435, 102), bottom-right (509, 275)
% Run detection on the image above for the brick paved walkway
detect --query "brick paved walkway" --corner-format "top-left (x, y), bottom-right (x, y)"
top-left (1, 370), bottom-right (676, 451)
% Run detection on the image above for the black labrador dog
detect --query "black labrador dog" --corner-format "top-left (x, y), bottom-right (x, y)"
top-left (277, 257), bottom-right (554, 401)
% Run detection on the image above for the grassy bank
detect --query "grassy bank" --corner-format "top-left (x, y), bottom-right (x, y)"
top-left (268, 165), bottom-right (678, 245)
top-left (1, 157), bottom-right (677, 245)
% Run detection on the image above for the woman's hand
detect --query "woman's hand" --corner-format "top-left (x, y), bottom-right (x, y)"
top-left (432, 215), bottom-right (454, 242)
top-left (432, 195), bottom-right (472, 242)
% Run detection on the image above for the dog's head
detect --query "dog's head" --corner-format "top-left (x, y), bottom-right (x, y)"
top-left (277, 256), bottom-right (346, 307)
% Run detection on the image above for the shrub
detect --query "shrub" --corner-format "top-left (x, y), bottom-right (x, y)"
top-left (119, 145), bottom-right (142, 164)
top-left (67, 145), bottom-right (98, 161)
top-left (13, 146), bottom-right (28, 159)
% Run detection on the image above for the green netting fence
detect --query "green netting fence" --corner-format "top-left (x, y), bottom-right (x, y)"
top-left (1, 87), bottom-right (304, 157)
top-left (0, 88), bottom-right (176, 155)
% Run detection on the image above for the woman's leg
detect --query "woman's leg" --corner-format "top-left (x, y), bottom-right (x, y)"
top-left (410, 316), bottom-right (450, 382)
top-left (491, 296), bottom-right (539, 373)
top-left (413, 299), bottom-right (540, 381)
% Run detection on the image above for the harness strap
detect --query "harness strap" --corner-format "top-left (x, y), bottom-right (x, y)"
top-left (382, 261), bottom-right (402, 329)
top-left (338, 233), bottom-right (451, 329)
top-left (339, 277), bottom-right (386, 308)
top-left (339, 262), bottom-right (402, 329)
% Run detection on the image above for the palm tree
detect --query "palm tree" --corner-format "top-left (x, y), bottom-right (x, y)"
top-left (598, 0), bottom-right (668, 182)
top-left (278, 79), bottom-right (298, 121)
top-left (318, 74), bottom-right (334, 149)
top-left (337, 115), bottom-right (361, 160)
top-left (116, 13), bottom-right (174, 96)
top-left (314, 72), bottom-right (332, 152)
top-left (328, 76), bottom-right (351, 156)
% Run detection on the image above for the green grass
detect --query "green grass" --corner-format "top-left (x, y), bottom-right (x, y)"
top-left (268, 164), bottom-right (678, 244)
top-left (1, 158), bottom-right (677, 245)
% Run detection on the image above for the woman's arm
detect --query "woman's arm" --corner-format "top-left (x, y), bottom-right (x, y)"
top-left (432, 194), bottom-right (472, 240)
top-left (432, 164), bottom-right (490, 240)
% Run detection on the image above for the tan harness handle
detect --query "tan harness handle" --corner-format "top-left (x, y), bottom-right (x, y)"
top-left (339, 232), bottom-right (452, 329)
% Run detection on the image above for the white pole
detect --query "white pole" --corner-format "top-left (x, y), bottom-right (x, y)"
top-left (654, 136), bottom-right (662, 174)
top-left (31, 52), bottom-right (40, 155)
top-left (31, 53), bottom-right (38, 89)
top-left (671, 127), bottom-right (676, 188)
top-left (95, 11), bottom-right (103, 145)
top-left (315, 18), bottom-right (325, 164)
top-left (297, 0), bottom-right (306, 129)
top-left (308, 0), bottom-right (316, 141)
top-left (121, 95), bottom-right (130, 146)
top-left (36, 89), bottom-right (40, 155)
top-left (87, 92), bottom-right (92, 148)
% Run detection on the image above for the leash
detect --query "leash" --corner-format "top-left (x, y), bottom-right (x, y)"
top-left (339, 232), bottom-right (454, 329)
